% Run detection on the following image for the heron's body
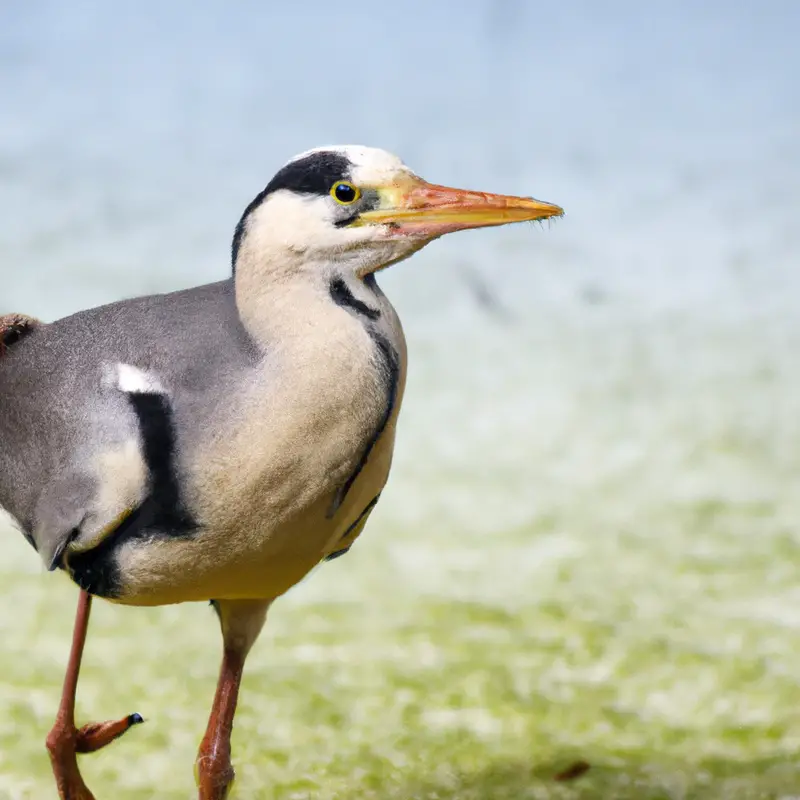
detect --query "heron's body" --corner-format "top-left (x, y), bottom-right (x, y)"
top-left (0, 275), bottom-right (406, 606)
top-left (0, 144), bottom-right (561, 800)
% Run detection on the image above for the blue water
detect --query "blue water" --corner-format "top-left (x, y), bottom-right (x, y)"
top-left (2, 0), bottom-right (799, 532)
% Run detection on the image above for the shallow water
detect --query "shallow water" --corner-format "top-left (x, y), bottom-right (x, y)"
top-left (1, 1), bottom-right (799, 560)
top-left (3, 0), bottom-right (798, 313)
top-left (2, 2), bottom-right (799, 530)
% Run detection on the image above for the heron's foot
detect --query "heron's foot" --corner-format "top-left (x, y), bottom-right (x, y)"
top-left (76, 713), bottom-right (144, 753)
top-left (195, 749), bottom-right (235, 800)
top-left (47, 713), bottom-right (144, 800)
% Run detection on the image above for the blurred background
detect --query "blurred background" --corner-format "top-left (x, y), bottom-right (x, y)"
top-left (1, 1), bottom-right (799, 798)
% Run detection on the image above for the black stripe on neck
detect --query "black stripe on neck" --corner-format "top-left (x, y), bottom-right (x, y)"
top-left (328, 334), bottom-right (400, 517)
top-left (329, 277), bottom-right (381, 320)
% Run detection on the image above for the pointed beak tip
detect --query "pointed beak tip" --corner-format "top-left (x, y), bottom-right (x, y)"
top-left (526, 198), bottom-right (564, 220)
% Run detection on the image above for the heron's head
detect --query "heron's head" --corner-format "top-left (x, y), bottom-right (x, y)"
top-left (232, 145), bottom-right (563, 280)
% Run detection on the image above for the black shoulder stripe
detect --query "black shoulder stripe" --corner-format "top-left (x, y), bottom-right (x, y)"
top-left (66, 391), bottom-right (197, 599)
top-left (125, 392), bottom-right (196, 533)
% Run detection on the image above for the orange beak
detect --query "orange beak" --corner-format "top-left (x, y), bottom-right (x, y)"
top-left (356, 175), bottom-right (563, 237)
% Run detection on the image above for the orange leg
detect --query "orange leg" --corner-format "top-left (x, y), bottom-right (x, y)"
top-left (46, 590), bottom-right (144, 800)
top-left (196, 648), bottom-right (244, 800)
top-left (195, 599), bottom-right (270, 800)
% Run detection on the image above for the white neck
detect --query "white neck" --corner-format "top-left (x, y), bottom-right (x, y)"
top-left (234, 243), bottom-right (392, 354)
top-left (233, 241), bottom-right (324, 342)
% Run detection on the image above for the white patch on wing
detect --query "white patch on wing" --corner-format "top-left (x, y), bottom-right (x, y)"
top-left (113, 363), bottom-right (165, 395)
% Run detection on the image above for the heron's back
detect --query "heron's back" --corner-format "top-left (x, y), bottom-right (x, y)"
top-left (0, 279), bottom-right (258, 534)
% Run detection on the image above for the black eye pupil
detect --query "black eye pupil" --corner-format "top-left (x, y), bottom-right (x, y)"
top-left (335, 183), bottom-right (356, 203)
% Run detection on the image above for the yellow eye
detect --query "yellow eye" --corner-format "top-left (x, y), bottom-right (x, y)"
top-left (331, 181), bottom-right (361, 205)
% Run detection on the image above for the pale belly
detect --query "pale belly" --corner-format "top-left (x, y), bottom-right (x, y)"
top-left (109, 404), bottom-right (400, 607)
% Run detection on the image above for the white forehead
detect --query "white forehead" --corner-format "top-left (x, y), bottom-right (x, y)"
top-left (285, 144), bottom-right (412, 185)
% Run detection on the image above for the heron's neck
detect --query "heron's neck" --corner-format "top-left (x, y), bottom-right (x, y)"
top-left (233, 248), bottom-right (375, 349)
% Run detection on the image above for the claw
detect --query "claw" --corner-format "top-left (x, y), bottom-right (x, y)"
top-left (76, 713), bottom-right (145, 754)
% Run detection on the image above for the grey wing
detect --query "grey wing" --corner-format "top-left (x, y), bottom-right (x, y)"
top-left (0, 279), bottom-right (258, 569)
top-left (0, 334), bottom-right (156, 569)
